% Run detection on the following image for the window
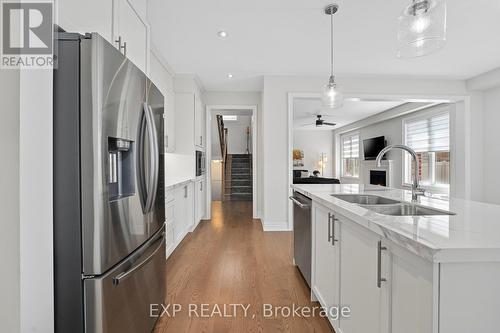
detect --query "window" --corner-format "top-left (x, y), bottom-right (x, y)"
top-left (404, 112), bottom-right (450, 193)
top-left (222, 115), bottom-right (238, 121)
top-left (341, 133), bottom-right (360, 178)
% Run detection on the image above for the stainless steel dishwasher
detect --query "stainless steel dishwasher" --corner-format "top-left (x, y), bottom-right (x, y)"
top-left (289, 191), bottom-right (312, 287)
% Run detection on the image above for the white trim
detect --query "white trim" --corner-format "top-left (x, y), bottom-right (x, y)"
top-left (205, 104), bottom-right (259, 219)
top-left (260, 218), bottom-right (291, 232)
top-left (150, 43), bottom-right (176, 79)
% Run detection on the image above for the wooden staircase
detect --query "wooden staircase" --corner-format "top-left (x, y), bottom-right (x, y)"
top-left (224, 154), bottom-right (252, 201)
top-left (216, 115), bottom-right (253, 202)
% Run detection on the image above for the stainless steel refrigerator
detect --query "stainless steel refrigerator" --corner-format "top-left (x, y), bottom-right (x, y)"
top-left (54, 32), bottom-right (165, 333)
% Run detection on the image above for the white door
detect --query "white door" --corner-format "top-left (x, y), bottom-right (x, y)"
top-left (113, 0), bottom-right (149, 73)
top-left (312, 204), bottom-right (340, 326)
top-left (194, 180), bottom-right (202, 224)
top-left (173, 186), bottom-right (186, 243)
top-left (186, 183), bottom-right (195, 230)
top-left (194, 95), bottom-right (203, 147)
top-left (390, 244), bottom-right (434, 333)
top-left (200, 178), bottom-right (206, 219)
top-left (165, 91), bottom-right (176, 153)
top-left (339, 219), bottom-right (389, 333)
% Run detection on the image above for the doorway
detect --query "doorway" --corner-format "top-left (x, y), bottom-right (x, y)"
top-left (206, 105), bottom-right (258, 219)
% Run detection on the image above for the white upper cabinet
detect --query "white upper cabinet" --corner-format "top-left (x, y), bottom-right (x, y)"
top-left (58, 0), bottom-right (113, 42)
top-left (113, 0), bottom-right (150, 74)
top-left (174, 75), bottom-right (205, 153)
top-left (174, 93), bottom-right (195, 155)
top-left (59, 0), bottom-right (150, 74)
top-left (194, 95), bottom-right (204, 148)
top-left (164, 91), bottom-right (176, 153)
top-left (150, 52), bottom-right (175, 153)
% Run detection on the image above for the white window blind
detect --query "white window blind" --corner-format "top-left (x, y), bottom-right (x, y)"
top-left (405, 112), bottom-right (449, 152)
top-left (342, 134), bottom-right (360, 158)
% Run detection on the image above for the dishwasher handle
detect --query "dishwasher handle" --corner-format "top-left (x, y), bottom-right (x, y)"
top-left (289, 196), bottom-right (311, 209)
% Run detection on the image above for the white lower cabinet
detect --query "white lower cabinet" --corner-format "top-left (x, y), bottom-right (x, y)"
top-left (338, 218), bottom-right (389, 333)
top-left (194, 178), bottom-right (206, 226)
top-left (165, 182), bottom-right (194, 258)
top-left (389, 244), bottom-right (434, 333)
top-left (312, 202), bottom-right (430, 333)
top-left (311, 201), bottom-right (500, 333)
top-left (311, 203), bottom-right (340, 328)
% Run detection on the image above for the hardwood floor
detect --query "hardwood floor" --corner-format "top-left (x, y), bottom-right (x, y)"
top-left (153, 201), bottom-right (333, 333)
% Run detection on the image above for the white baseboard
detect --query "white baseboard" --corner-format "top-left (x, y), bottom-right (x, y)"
top-left (261, 218), bottom-right (291, 232)
top-left (166, 228), bottom-right (189, 259)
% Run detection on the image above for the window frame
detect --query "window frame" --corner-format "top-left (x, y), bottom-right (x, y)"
top-left (401, 109), bottom-right (451, 195)
top-left (340, 132), bottom-right (361, 179)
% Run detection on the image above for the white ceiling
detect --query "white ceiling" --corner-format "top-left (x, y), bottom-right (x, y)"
top-left (293, 98), bottom-right (405, 129)
top-left (148, 0), bottom-right (500, 91)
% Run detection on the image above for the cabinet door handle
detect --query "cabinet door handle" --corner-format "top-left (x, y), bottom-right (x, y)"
top-left (184, 186), bottom-right (187, 198)
top-left (328, 213), bottom-right (332, 243)
top-left (115, 36), bottom-right (122, 49)
top-left (328, 213), bottom-right (338, 246)
top-left (377, 241), bottom-right (387, 288)
top-left (166, 135), bottom-right (169, 148)
top-left (200, 182), bottom-right (203, 191)
top-left (122, 41), bottom-right (127, 56)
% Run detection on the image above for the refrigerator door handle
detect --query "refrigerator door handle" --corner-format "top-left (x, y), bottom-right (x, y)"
top-left (144, 104), bottom-right (159, 213)
top-left (112, 231), bottom-right (165, 285)
top-left (137, 103), bottom-right (148, 212)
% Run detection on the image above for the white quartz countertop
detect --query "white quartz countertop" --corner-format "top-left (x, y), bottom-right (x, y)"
top-left (291, 184), bottom-right (500, 263)
top-left (165, 177), bottom-right (194, 190)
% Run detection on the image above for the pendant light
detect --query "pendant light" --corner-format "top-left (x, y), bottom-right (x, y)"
top-left (397, 0), bottom-right (447, 58)
top-left (322, 4), bottom-right (343, 109)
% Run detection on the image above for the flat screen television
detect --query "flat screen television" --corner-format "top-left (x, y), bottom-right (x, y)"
top-left (363, 136), bottom-right (387, 160)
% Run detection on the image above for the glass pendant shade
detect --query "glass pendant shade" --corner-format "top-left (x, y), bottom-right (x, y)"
top-left (322, 76), bottom-right (343, 109)
top-left (397, 0), bottom-right (447, 58)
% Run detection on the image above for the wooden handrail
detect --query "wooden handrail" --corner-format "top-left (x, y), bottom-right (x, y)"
top-left (216, 115), bottom-right (228, 163)
top-left (216, 115), bottom-right (229, 195)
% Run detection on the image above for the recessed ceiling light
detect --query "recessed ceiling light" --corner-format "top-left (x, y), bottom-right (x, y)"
top-left (217, 30), bottom-right (228, 38)
top-left (227, 73), bottom-right (233, 78)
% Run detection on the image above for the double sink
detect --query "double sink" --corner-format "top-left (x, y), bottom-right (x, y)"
top-left (331, 194), bottom-right (455, 216)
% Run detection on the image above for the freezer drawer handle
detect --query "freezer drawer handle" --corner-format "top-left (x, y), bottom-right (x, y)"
top-left (289, 196), bottom-right (310, 209)
top-left (113, 233), bottom-right (165, 286)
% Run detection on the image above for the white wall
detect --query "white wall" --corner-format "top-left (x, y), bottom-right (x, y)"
top-left (211, 161), bottom-right (223, 201)
top-left (481, 85), bottom-right (500, 204)
top-left (19, 69), bottom-right (54, 332)
top-left (465, 67), bottom-right (500, 205)
top-left (0, 70), bottom-right (20, 333)
top-left (262, 75), bottom-right (471, 231)
top-left (226, 116), bottom-right (252, 155)
top-left (293, 130), bottom-right (334, 177)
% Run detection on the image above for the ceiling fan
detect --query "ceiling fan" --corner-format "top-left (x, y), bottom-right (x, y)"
top-left (300, 114), bottom-right (336, 127)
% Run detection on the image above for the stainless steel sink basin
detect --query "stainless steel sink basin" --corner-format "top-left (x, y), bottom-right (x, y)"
top-left (361, 203), bottom-right (455, 216)
top-left (331, 194), bottom-right (401, 205)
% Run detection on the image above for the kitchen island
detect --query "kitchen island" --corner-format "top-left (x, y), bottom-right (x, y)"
top-left (291, 183), bottom-right (500, 333)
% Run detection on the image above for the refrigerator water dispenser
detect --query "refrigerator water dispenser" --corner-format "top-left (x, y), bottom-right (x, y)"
top-left (108, 137), bottom-right (135, 200)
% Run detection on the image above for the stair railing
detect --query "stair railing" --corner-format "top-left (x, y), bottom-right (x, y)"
top-left (216, 115), bottom-right (229, 195)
